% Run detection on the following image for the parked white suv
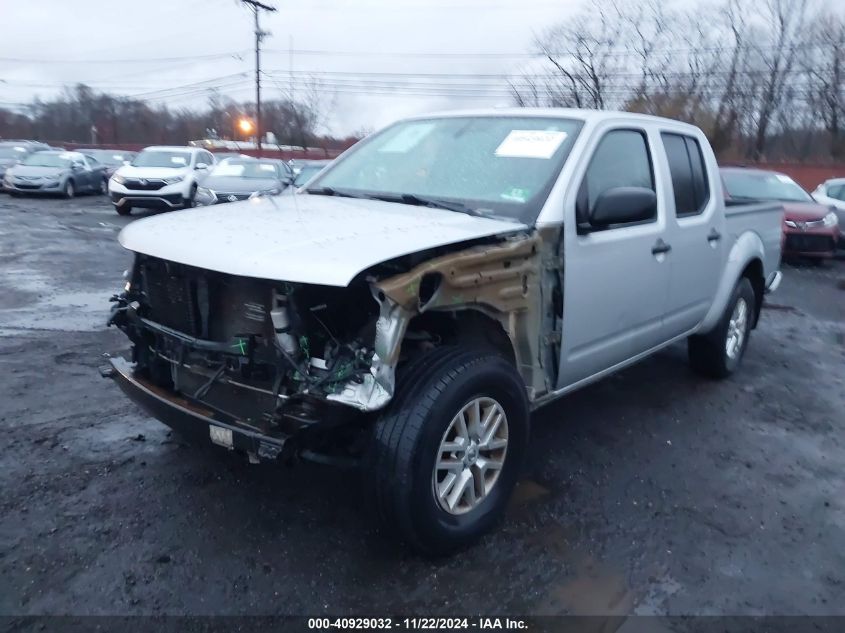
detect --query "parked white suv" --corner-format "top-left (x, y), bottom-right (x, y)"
top-left (108, 146), bottom-right (216, 215)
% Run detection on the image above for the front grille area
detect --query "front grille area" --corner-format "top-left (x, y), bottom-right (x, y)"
top-left (138, 257), bottom-right (274, 341)
top-left (785, 234), bottom-right (836, 253)
top-left (124, 178), bottom-right (166, 191)
top-left (214, 192), bottom-right (251, 203)
top-left (141, 259), bottom-right (200, 334)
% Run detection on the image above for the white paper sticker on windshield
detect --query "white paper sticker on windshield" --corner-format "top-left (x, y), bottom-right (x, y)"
top-left (170, 156), bottom-right (187, 165)
top-left (495, 130), bottom-right (568, 159)
top-left (259, 164), bottom-right (276, 172)
top-left (379, 122), bottom-right (436, 153)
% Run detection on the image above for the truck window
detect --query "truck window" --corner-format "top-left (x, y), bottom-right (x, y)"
top-left (578, 129), bottom-right (655, 225)
top-left (661, 132), bottom-right (710, 216)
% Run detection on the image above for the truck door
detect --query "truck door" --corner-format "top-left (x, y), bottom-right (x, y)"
top-left (557, 127), bottom-right (671, 389)
top-left (658, 132), bottom-right (724, 336)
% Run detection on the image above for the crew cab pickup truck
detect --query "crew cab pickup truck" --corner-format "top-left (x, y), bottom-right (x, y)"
top-left (105, 109), bottom-right (783, 554)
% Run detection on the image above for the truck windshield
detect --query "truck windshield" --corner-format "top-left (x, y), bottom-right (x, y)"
top-left (722, 171), bottom-right (813, 203)
top-left (309, 116), bottom-right (583, 223)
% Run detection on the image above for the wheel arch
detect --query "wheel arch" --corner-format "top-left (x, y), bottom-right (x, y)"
top-left (405, 308), bottom-right (518, 366)
top-left (740, 258), bottom-right (765, 328)
top-left (698, 231), bottom-right (766, 334)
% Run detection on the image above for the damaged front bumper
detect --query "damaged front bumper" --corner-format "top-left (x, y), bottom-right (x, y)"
top-left (105, 356), bottom-right (288, 460)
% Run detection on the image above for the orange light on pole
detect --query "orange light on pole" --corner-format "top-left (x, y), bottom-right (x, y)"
top-left (238, 118), bottom-right (254, 135)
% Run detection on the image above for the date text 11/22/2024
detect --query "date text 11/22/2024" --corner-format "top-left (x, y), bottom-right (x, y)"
top-left (307, 617), bottom-right (529, 630)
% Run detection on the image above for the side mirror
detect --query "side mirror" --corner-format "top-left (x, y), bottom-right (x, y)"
top-left (71, 162), bottom-right (84, 171)
top-left (122, 160), bottom-right (131, 166)
top-left (196, 162), bottom-right (208, 170)
top-left (588, 187), bottom-right (656, 229)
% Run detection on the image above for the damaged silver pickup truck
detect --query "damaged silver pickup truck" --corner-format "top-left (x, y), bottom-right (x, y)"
top-left (105, 109), bottom-right (783, 553)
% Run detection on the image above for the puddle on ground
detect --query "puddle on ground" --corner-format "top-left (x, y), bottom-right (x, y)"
top-left (0, 290), bottom-right (109, 333)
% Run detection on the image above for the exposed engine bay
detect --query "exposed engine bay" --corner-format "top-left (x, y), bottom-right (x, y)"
top-left (108, 230), bottom-right (560, 457)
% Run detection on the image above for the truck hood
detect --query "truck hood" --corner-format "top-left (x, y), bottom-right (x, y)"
top-left (118, 194), bottom-right (526, 286)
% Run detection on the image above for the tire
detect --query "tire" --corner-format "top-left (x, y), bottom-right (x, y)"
top-left (63, 180), bottom-right (75, 199)
top-left (688, 277), bottom-right (755, 379)
top-left (98, 178), bottom-right (108, 195)
top-left (115, 204), bottom-right (132, 216)
top-left (366, 346), bottom-right (529, 555)
top-left (183, 186), bottom-right (197, 209)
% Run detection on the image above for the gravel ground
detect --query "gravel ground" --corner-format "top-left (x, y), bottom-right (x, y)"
top-left (0, 194), bottom-right (843, 617)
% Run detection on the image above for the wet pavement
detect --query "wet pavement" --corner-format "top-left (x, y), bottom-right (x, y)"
top-left (1, 194), bottom-right (844, 616)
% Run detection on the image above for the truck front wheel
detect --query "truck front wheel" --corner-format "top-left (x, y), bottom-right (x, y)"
top-left (367, 347), bottom-right (529, 555)
top-left (688, 277), bottom-right (755, 379)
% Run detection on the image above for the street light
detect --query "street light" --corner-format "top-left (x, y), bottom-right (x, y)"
top-left (238, 118), bottom-right (254, 135)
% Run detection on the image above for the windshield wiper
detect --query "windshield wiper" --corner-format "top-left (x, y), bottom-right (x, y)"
top-left (375, 193), bottom-right (488, 218)
top-left (306, 186), bottom-right (370, 200)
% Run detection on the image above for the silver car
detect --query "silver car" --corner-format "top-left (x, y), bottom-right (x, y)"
top-left (811, 178), bottom-right (845, 241)
top-left (4, 150), bottom-right (108, 198)
top-left (0, 141), bottom-right (51, 189)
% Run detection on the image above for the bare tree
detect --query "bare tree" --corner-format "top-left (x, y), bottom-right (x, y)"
top-left (709, 0), bottom-right (753, 156)
top-left (748, 0), bottom-right (812, 159)
top-left (532, 0), bottom-right (632, 109)
top-left (805, 12), bottom-right (845, 159)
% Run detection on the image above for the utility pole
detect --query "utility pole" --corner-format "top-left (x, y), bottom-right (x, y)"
top-left (240, 0), bottom-right (276, 155)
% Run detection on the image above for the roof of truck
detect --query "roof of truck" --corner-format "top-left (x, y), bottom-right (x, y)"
top-left (403, 107), bottom-right (703, 130)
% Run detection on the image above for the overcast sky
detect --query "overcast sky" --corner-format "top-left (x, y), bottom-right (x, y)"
top-left (0, 0), bottom-right (593, 136)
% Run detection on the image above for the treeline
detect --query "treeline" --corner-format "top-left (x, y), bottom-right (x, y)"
top-left (0, 83), bottom-right (356, 150)
top-left (511, 0), bottom-right (845, 162)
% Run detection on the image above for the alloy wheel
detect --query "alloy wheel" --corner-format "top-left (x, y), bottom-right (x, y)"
top-left (432, 396), bottom-right (509, 515)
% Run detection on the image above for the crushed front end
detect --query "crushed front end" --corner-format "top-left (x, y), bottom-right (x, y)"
top-left (107, 254), bottom-right (383, 462)
top-left (105, 229), bottom-right (554, 463)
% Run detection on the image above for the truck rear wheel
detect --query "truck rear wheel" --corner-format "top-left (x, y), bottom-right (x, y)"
top-left (688, 277), bottom-right (755, 379)
top-left (366, 347), bottom-right (529, 555)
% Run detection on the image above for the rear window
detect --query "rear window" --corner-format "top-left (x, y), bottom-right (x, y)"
top-left (661, 133), bottom-right (710, 216)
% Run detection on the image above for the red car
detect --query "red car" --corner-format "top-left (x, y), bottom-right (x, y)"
top-left (721, 167), bottom-right (840, 260)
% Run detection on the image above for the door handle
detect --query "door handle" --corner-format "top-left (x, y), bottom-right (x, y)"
top-left (651, 239), bottom-right (672, 255)
top-left (707, 229), bottom-right (722, 243)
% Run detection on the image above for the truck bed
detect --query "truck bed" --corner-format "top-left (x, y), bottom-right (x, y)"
top-left (725, 201), bottom-right (784, 282)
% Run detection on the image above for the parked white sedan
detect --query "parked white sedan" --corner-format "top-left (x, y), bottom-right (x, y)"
top-left (812, 178), bottom-right (845, 240)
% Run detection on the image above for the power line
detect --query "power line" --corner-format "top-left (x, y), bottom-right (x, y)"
top-left (262, 41), bottom-right (832, 60)
top-left (0, 51), bottom-right (249, 65)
